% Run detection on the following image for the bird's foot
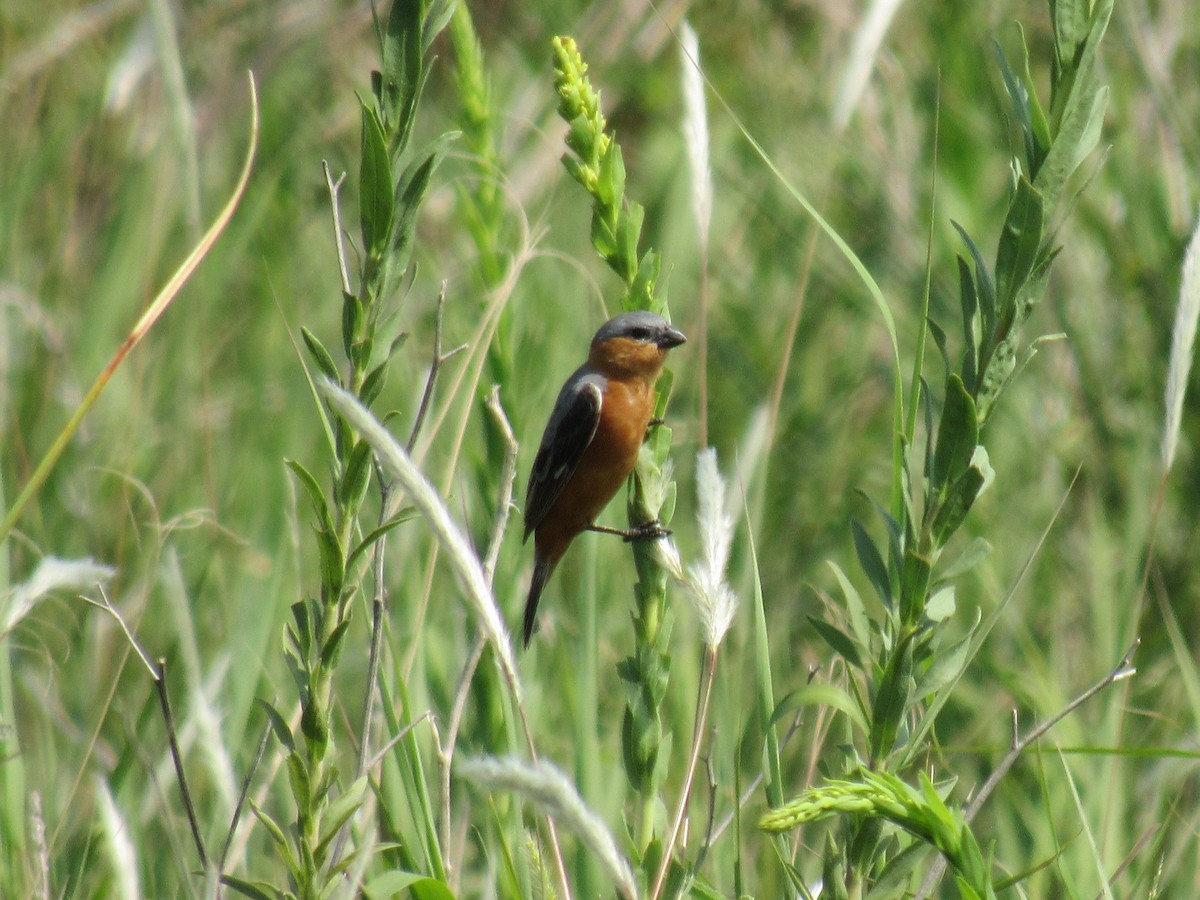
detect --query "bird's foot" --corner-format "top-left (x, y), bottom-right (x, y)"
top-left (586, 520), bottom-right (672, 542)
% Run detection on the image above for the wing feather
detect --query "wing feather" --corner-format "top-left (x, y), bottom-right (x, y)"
top-left (523, 372), bottom-right (604, 539)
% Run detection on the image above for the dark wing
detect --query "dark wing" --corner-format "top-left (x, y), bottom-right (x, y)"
top-left (523, 370), bottom-right (604, 539)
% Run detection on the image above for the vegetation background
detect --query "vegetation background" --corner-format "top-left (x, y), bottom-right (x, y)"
top-left (1, 0), bottom-right (1198, 896)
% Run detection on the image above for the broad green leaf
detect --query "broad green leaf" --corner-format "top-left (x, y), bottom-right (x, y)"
top-left (852, 519), bottom-right (891, 606)
top-left (808, 615), bottom-right (864, 669)
top-left (915, 626), bottom-right (974, 700)
top-left (221, 874), bottom-right (286, 900)
top-left (956, 257), bottom-right (979, 391)
top-left (315, 776), bottom-right (368, 859)
top-left (900, 548), bottom-right (932, 627)
top-left (257, 698), bottom-right (296, 753)
top-left (285, 459), bottom-right (333, 533)
top-left (365, 873), bottom-right (454, 900)
top-left (931, 375), bottom-right (978, 496)
top-left (321, 620), bottom-right (351, 670)
top-left (994, 175), bottom-right (1045, 314)
top-left (378, 0), bottom-right (422, 140)
top-left (770, 683), bottom-right (869, 737)
top-left (359, 103), bottom-right (393, 261)
top-left (249, 798), bottom-right (299, 875)
top-left (951, 223), bottom-right (996, 344)
top-left (940, 537), bottom-right (992, 579)
top-left (925, 584), bottom-right (957, 623)
top-left (870, 635), bottom-right (914, 763)
top-left (301, 327), bottom-right (340, 383)
top-left (389, 132), bottom-right (457, 282)
top-left (827, 560), bottom-right (871, 651)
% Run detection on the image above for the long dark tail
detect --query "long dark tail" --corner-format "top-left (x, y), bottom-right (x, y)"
top-left (523, 558), bottom-right (554, 647)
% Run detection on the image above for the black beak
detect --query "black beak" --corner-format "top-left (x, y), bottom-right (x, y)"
top-left (657, 325), bottom-right (687, 348)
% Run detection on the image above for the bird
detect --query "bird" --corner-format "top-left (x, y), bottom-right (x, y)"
top-left (522, 310), bottom-right (686, 646)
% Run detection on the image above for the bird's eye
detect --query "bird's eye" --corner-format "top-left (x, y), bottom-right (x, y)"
top-left (629, 327), bottom-right (650, 341)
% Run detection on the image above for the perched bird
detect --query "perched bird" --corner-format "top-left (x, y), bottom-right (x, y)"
top-left (522, 310), bottom-right (686, 646)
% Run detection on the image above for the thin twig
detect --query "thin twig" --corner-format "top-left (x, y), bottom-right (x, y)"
top-left (692, 749), bottom-right (719, 874)
top-left (357, 477), bottom-right (393, 779)
top-left (407, 281), bottom-right (467, 455)
top-left (366, 711), bottom-right (433, 772)
top-left (83, 586), bottom-right (157, 679)
top-left (219, 719), bottom-right (273, 872)
top-left (323, 161), bottom-right (352, 296)
top-left (437, 634), bottom-right (487, 870)
top-left (651, 645), bottom-right (718, 898)
top-left (914, 641), bottom-right (1139, 899)
top-left (482, 386), bottom-right (518, 582)
top-left (155, 658), bottom-right (209, 870)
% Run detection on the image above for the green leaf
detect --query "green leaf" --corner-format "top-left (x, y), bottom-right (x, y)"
top-left (931, 374), bottom-right (978, 496)
top-left (302, 327), bottom-right (341, 383)
top-left (389, 132), bottom-right (456, 281)
top-left (951, 223), bottom-right (996, 347)
top-left (339, 438), bottom-right (374, 513)
top-left (287, 747), bottom-right (315, 806)
top-left (315, 524), bottom-right (346, 599)
top-left (597, 140), bottom-right (625, 209)
top-left (364, 873), bottom-right (453, 900)
top-left (770, 683), bottom-right (869, 737)
top-left (852, 519), bottom-right (891, 607)
top-left (379, 0), bottom-right (423, 140)
top-left (956, 257), bottom-right (978, 392)
top-left (321, 619), bottom-right (351, 670)
top-left (994, 175), bottom-right (1045, 316)
top-left (285, 459), bottom-right (333, 534)
top-left (915, 625), bottom-right (973, 698)
top-left (315, 776), bottom-right (368, 859)
top-left (940, 537), bottom-right (992, 579)
top-left (616, 202), bottom-right (644, 283)
top-left (931, 452), bottom-right (989, 545)
top-left (994, 35), bottom-right (1037, 173)
top-left (827, 560), bottom-right (872, 652)
top-left (346, 509), bottom-right (417, 571)
top-left (221, 874), bottom-right (286, 900)
top-left (341, 291), bottom-right (363, 364)
top-left (360, 103), bottom-right (394, 261)
top-left (249, 798), bottom-right (300, 875)
top-left (590, 210), bottom-right (618, 261)
top-left (289, 599), bottom-right (314, 655)
top-left (257, 698), bottom-right (296, 753)
top-left (870, 635), bottom-right (914, 763)
top-left (925, 585), bottom-right (956, 623)
top-left (807, 615), bottom-right (864, 669)
top-left (359, 361), bottom-right (388, 407)
top-left (629, 249), bottom-right (662, 312)
top-left (899, 547), bottom-right (932, 627)
top-left (1037, 0), bottom-right (1112, 209)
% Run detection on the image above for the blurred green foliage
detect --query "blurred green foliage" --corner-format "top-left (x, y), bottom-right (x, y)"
top-left (1, 0), bottom-right (1198, 895)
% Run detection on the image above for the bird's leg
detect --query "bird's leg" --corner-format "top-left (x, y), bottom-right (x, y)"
top-left (586, 520), bottom-right (672, 542)
top-left (643, 416), bottom-right (667, 442)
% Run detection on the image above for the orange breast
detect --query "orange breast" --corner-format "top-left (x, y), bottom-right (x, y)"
top-left (533, 376), bottom-right (655, 565)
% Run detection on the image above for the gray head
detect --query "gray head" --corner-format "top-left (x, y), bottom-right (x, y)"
top-left (591, 311), bottom-right (687, 349)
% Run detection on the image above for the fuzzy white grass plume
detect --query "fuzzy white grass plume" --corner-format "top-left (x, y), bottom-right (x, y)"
top-left (459, 756), bottom-right (638, 899)
top-left (832, 0), bottom-right (906, 130)
top-left (319, 380), bottom-right (521, 695)
top-left (656, 450), bottom-right (741, 647)
top-left (1163, 207), bottom-right (1200, 471)
top-left (1, 556), bottom-right (115, 638)
top-left (687, 448), bottom-right (739, 647)
top-left (679, 21), bottom-right (712, 248)
top-left (96, 777), bottom-right (139, 900)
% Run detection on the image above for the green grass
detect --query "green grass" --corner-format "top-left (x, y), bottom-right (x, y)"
top-left (2, 0), bottom-right (1199, 896)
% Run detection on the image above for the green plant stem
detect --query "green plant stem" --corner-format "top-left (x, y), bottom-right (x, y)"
top-left (650, 645), bottom-right (718, 899)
